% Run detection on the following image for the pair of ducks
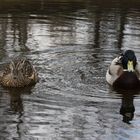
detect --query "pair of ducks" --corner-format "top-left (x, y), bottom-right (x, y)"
top-left (0, 50), bottom-right (139, 89)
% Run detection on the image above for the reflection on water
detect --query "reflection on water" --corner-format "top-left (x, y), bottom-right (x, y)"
top-left (9, 88), bottom-right (32, 113)
top-left (117, 91), bottom-right (136, 124)
top-left (9, 90), bottom-right (23, 113)
top-left (0, 0), bottom-right (140, 139)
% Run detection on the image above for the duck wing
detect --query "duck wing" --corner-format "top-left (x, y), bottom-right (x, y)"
top-left (135, 62), bottom-right (140, 79)
top-left (106, 57), bottom-right (123, 85)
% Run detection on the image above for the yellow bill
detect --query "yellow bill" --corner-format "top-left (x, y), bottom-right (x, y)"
top-left (127, 61), bottom-right (134, 72)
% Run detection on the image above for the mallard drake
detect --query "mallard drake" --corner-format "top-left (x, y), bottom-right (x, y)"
top-left (106, 50), bottom-right (140, 89)
top-left (0, 57), bottom-right (38, 87)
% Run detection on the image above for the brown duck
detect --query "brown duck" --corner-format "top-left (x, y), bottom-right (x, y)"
top-left (0, 57), bottom-right (38, 87)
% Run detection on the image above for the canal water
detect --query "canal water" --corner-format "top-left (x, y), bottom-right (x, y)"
top-left (0, 0), bottom-right (140, 139)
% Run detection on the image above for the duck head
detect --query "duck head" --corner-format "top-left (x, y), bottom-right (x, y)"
top-left (121, 50), bottom-right (137, 72)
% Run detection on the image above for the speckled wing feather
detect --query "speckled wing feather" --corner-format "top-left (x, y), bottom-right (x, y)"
top-left (22, 58), bottom-right (34, 78)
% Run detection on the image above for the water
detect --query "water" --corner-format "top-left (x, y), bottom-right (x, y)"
top-left (0, 0), bottom-right (140, 139)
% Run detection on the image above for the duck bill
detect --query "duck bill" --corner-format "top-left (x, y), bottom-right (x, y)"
top-left (127, 61), bottom-right (134, 72)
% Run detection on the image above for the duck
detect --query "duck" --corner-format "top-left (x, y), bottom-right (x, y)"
top-left (0, 57), bottom-right (38, 87)
top-left (106, 50), bottom-right (140, 89)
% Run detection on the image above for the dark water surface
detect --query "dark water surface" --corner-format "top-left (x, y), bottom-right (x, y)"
top-left (0, 0), bottom-right (140, 139)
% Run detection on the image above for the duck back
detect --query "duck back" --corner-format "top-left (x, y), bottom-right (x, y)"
top-left (113, 71), bottom-right (140, 90)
